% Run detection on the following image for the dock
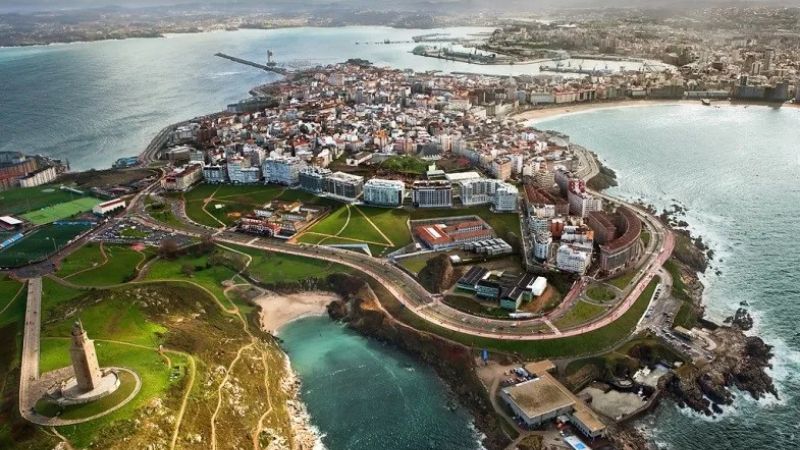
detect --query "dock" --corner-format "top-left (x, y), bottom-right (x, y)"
top-left (214, 53), bottom-right (287, 75)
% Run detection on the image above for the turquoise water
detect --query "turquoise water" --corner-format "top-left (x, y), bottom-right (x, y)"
top-left (280, 316), bottom-right (481, 450)
top-left (0, 26), bottom-right (657, 170)
top-left (537, 104), bottom-right (800, 448)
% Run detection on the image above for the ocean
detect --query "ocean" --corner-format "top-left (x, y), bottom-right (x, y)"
top-left (280, 316), bottom-right (482, 450)
top-left (2, 27), bottom-right (798, 448)
top-left (536, 104), bottom-right (800, 448)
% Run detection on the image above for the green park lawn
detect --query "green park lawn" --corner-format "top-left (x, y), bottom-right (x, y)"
top-left (229, 244), bottom-right (346, 284)
top-left (553, 300), bottom-right (608, 329)
top-left (608, 270), bottom-right (638, 289)
top-left (299, 204), bottom-right (410, 256)
top-left (58, 244), bottom-right (146, 287)
top-left (586, 285), bottom-right (617, 302)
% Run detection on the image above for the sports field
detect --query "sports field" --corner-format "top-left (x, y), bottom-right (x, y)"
top-left (296, 204), bottom-right (412, 256)
top-left (0, 223), bottom-right (92, 268)
top-left (0, 185), bottom-right (80, 216)
top-left (20, 197), bottom-right (101, 225)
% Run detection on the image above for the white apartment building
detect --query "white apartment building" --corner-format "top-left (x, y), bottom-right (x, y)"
top-left (411, 181), bottom-right (452, 208)
top-left (556, 244), bottom-right (591, 274)
top-left (19, 166), bottom-right (57, 188)
top-left (493, 182), bottom-right (519, 212)
top-left (227, 158), bottom-right (262, 184)
top-left (262, 155), bottom-right (306, 186)
top-left (364, 179), bottom-right (405, 207)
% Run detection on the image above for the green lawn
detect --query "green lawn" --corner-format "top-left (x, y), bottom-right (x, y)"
top-left (586, 285), bottom-right (616, 302)
top-left (230, 244), bottom-right (346, 284)
top-left (59, 244), bottom-right (145, 287)
top-left (396, 253), bottom-right (435, 275)
top-left (443, 294), bottom-right (512, 319)
top-left (553, 300), bottom-right (607, 329)
top-left (0, 275), bottom-right (25, 327)
top-left (143, 253), bottom-right (238, 310)
top-left (608, 270), bottom-right (638, 289)
top-left (299, 205), bottom-right (410, 256)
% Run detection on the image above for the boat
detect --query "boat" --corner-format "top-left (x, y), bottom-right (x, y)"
top-left (701, 98), bottom-right (711, 106)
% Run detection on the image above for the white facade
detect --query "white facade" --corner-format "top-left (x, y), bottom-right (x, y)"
top-left (227, 158), bottom-right (262, 184)
top-left (364, 179), bottom-right (405, 206)
top-left (19, 166), bottom-right (57, 188)
top-left (459, 178), bottom-right (497, 206)
top-left (556, 244), bottom-right (590, 274)
top-left (493, 182), bottom-right (519, 212)
top-left (533, 232), bottom-right (552, 261)
top-left (262, 155), bottom-right (305, 186)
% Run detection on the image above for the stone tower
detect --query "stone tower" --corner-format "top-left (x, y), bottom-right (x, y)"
top-left (69, 321), bottom-right (102, 392)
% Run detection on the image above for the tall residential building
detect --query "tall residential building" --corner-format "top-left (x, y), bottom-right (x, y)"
top-left (492, 157), bottom-right (513, 181)
top-left (556, 244), bottom-right (590, 274)
top-left (493, 182), bottom-right (519, 212)
top-left (227, 157), bottom-right (261, 184)
top-left (323, 172), bottom-right (364, 202)
top-left (459, 178), bottom-right (497, 206)
top-left (533, 231), bottom-right (552, 261)
top-left (299, 166), bottom-right (332, 193)
top-left (567, 179), bottom-right (601, 217)
top-left (203, 165), bottom-right (227, 184)
top-left (262, 155), bottom-right (306, 186)
top-left (364, 179), bottom-right (405, 207)
top-left (411, 180), bottom-right (452, 208)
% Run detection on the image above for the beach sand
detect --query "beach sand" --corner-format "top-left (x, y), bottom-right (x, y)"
top-left (513, 99), bottom-right (694, 122)
top-left (255, 291), bottom-right (339, 335)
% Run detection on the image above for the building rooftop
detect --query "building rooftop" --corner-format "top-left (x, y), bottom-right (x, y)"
top-left (502, 377), bottom-right (576, 419)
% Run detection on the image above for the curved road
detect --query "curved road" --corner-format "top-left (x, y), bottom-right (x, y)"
top-left (125, 138), bottom-right (673, 340)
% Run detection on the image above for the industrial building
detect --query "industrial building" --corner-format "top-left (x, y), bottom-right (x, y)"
top-left (411, 180), bottom-right (452, 208)
top-left (363, 178), bottom-right (405, 206)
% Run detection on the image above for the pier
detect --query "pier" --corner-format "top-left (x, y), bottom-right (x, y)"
top-left (214, 52), bottom-right (287, 75)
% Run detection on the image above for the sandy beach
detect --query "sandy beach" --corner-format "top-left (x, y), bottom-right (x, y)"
top-left (513, 99), bottom-right (695, 122)
top-left (255, 291), bottom-right (340, 335)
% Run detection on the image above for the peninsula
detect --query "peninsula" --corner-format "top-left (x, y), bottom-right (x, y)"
top-left (0, 58), bottom-right (779, 450)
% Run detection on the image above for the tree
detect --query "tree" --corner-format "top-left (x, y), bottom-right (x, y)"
top-left (158, 239), bottom-right (180, 259)
top-left (197, 233), bottom-right (215, 255)
top-left (180, 263), bottom-right (195, 277)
